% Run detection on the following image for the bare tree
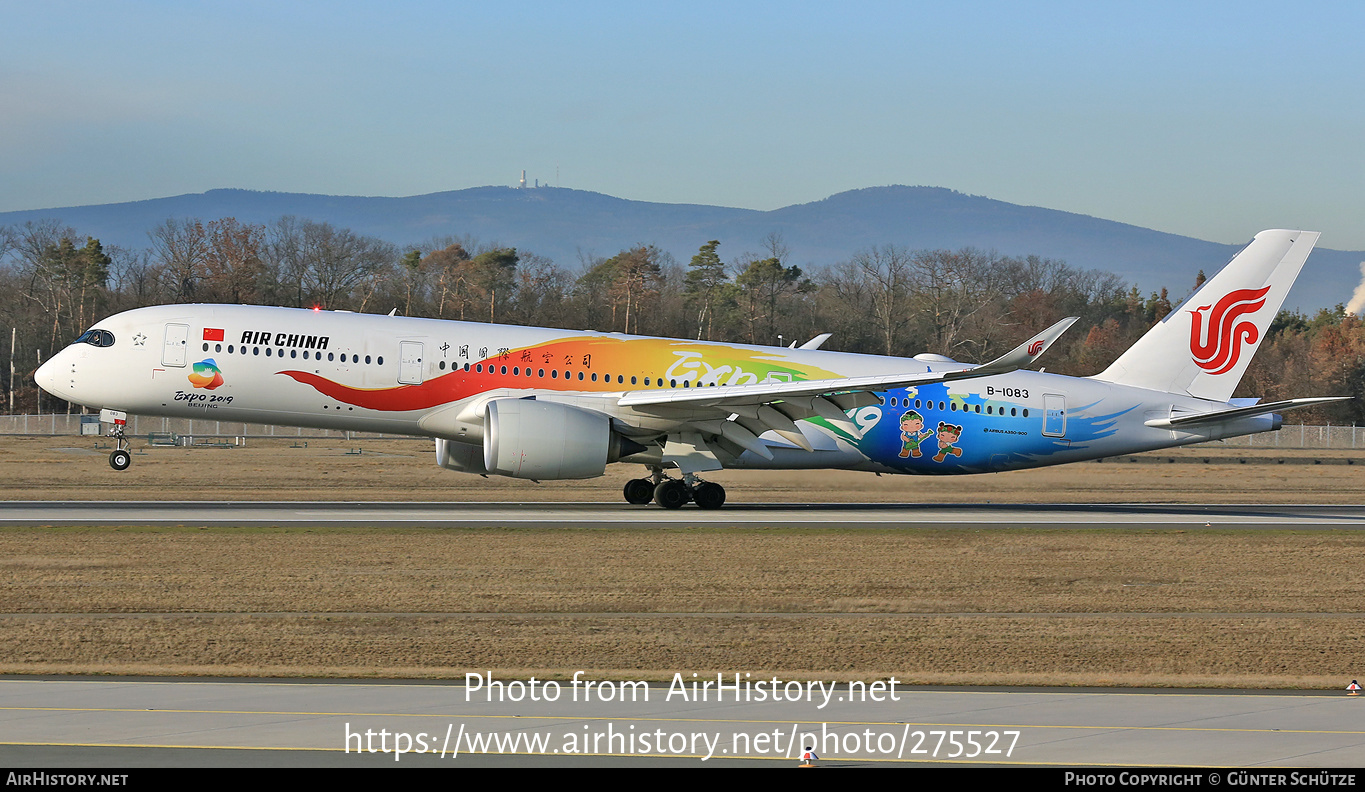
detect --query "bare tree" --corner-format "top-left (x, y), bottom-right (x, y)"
top-left (909, 248), bottom-right (1009, 360)
top-left (148, 218), bottom-right (209, 302)
top-left (297, 220), bottom-right (395, 310)
top-left (201, 218), bottom-right (266, 304)
top-left (849, 245), bottom-right (914, 356)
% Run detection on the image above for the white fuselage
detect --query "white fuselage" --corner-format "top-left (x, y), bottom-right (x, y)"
top-left (36, 304), bottom-right (1275, 476)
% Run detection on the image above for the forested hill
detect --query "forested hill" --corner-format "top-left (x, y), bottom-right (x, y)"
top-left (2, 185), bottom-right (1358, 311)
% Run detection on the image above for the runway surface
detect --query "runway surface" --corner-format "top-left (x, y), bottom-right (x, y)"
top-left (2, 678), bottom-right (1361, 768)
top-left (3, 501), bottom-right (1364, 528)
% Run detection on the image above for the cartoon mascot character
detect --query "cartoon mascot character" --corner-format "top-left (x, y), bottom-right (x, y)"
top-left (932, 422), bottom-right (964, 463)
top-left (899, 410), bottom-right (932, 458)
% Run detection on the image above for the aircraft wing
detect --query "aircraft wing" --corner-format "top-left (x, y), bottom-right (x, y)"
top-left (606, 317), bottom-right (1077, 454)
top-left (617, 316), bottom-right (1078, 410)
top-left (1143, 397), bottom-right (1351, 429)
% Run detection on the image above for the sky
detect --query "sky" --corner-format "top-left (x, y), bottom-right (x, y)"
top-left (3, 1), bottom-right (1363, 248)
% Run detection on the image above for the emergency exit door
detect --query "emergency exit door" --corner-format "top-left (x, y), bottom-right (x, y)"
top-left (162, 324), bottom-right (188, 367)
top-left (1042, 394), bottom-right (1067, 437)
top-left (399, 341), bottom-right (424, 385)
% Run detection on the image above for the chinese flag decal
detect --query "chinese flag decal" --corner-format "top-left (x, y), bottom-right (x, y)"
top-left (203, 328), bottom-right (225, 341)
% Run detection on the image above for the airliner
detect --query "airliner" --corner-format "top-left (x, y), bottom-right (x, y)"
top-left (34, 229), bottom-right (1345, 508)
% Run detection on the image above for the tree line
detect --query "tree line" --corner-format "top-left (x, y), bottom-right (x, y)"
top-left (1, 215), bottom-right (1361, 422)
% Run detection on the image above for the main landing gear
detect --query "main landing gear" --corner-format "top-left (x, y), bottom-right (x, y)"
top-left (622, 469), bottom-right (726, 510)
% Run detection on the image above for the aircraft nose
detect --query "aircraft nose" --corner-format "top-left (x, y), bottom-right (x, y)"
top-left (34, 349), bottom-right (73, 399)
top-left (34, 356), bottom-right (58, 394)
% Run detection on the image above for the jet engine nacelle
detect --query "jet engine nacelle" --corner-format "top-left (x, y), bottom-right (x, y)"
top-left (435, 437), bottom-right (489, 474)
top-left (484, 398), bottom-right (642, 480)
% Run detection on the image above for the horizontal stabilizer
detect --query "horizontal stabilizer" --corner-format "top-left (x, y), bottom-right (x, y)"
top-left (1144, 397), bottom-right (1350, 429)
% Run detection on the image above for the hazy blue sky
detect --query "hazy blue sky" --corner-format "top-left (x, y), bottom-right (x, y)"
top-left (3, 1), bottom-right (1363, 247)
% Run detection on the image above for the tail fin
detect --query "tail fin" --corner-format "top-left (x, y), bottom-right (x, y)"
top-left (1094, 229), bottom-right (1319, 402)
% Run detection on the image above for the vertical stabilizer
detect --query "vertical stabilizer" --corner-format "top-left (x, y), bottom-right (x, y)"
top-left (1094, 229), bottom-right (1319, 402)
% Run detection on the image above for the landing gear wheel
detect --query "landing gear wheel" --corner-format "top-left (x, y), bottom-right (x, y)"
top-left (653, 479), bottom-right (690, 509)
top-left (109, 449), bottom-right (131, 471)
top-left (692, 482), bottom-right (726, 510)
top-left (623, 478), bottom-right (654, 505)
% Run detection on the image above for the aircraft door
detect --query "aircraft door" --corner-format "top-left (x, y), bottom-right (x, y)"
top-left (162, 324), bottom-right (189, 367)
top-left (1042, 394), bottom-right (1066, 437)
top-left (399, 341), bottom-right (424, 385)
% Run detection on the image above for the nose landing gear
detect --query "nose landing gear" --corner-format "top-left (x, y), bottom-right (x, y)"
top-left (109, 444), bottom-right (131, 471)
top-left (101, 409), bottom-right (132, 471)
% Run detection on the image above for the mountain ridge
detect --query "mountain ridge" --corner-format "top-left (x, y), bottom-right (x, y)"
top-left (2, 185), bottom-right (1357, 311)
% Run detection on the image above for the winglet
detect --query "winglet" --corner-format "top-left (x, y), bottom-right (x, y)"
top-left (954, 317), bottom-right (1078, 378)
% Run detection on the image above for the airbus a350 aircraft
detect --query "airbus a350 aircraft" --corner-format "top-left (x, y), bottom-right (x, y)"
top-left (34, 229), bottom-right (1345, 509)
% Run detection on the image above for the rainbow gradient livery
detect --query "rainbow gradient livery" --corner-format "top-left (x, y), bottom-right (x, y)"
top-left (35, 230), bottom-right (1346, 508)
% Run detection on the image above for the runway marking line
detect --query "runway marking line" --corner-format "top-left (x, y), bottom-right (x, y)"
top-left (3, 680), bottom-right (1356, 701)
top-left (2, 706), bottom-right (1362, 735)
top-left (0, 740), bottom-right (1323, 767)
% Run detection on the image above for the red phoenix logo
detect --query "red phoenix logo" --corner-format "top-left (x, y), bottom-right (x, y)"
top-left (1027, 340), bottom-right (1045, 356)
top-left (1188, 286), bottom-right (1270, 375)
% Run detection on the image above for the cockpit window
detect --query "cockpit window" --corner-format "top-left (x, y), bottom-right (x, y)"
top-left (75, 329), bottom-right (115, 347)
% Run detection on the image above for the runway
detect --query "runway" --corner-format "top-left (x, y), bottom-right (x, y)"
top-left (5, 503), bottom-right (1362, 769)
top-left (1, 678), bottom-right (1361, 768)
top-left (2, 500), bottom-right (1364, 528)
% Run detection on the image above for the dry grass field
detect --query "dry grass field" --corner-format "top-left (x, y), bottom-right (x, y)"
top-left (2, 435), bottom-right (1363, 687)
